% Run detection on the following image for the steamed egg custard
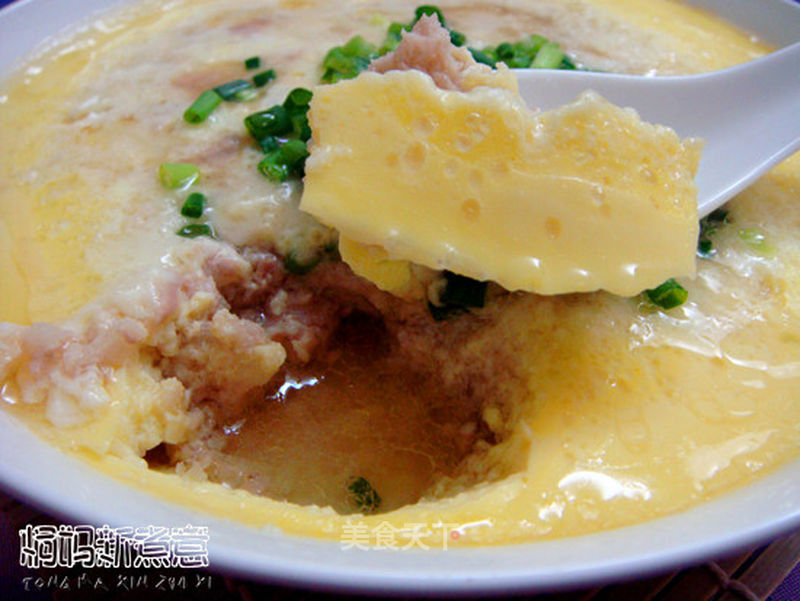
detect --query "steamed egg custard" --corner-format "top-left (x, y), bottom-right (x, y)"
top-left (0, 0), bottom-right (799, 547)
top-left (302, 16), bottom-right (701, 297)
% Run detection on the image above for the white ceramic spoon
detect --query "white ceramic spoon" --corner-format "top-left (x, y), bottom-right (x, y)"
top-left (514, 41), bottom-right (800, 218)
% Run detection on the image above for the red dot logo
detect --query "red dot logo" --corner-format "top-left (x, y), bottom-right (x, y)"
top-left (450, 530), bottom-right (461, 540)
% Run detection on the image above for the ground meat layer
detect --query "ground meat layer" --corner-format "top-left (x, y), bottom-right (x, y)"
top-left (169, 243), bottom-right (522, 513)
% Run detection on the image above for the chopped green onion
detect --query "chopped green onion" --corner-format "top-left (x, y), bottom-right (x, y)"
top-left (411, 6), bottom-right (463, 47)
top-left (347, 476), bottom-right (381, 514)
top-left (321, 35), bottom-right (376, 83)
top-left (244, 56), bottom-right (261, 70)
top-left (290, 113), bottom-right (312, 141)
top-left (258, 135), bottom-right (280, 153)
top-left (233, 88), bottom-right (258, 102)
top-left (252, 68), bottom-right (276, 88)
top-left (414, 5), bottom-right (446, 26)
top-left (322, 54), bottom-right (371, 83)
top-left (531, 41), bottom-right (566, 69)
top-left (559, 54), bottom-right (578, 70)
top-left (449, 29), bottom-right (466, 47)
top-left (498, 35), bottom-right (547, 67)
top-left (324, 7), bottom-right (580, 84)
top-left (504, 47), bottom-right (532, 68)
top-left (342, 35), bottom-right (377, 59)
top-left (697, 207), bottom-right (730, 257)
top-left (468, 47), bottom-right (496, 67)
top-left (183, 90), bottom-right (223, 124)
top-left (738, 228), bottom-right (766, 246)
top-left (247, 86), bottom-right (313, 181)
top-left (738, 227), bottom-right (774, 255)
top-left (322, 48), bottom-right (350, 72)
top-left (159, 163), bottom-right (200, 189)
top-left (697, 238), bottom-right (714, 257)
top-left (482, 34), bottom-right (577, 71)
top-left (521, 34), bottom-right (548, 55)
top-left (284, 87), bottom-right (313, 111)
top-left (180, 192), bottom-right (206, 218)
top-left (379, 22), bottom-right (410, 55)
top-left (279, 138), bottom-right (310, 165)
top-left (429, 271), bottom-right (487, 320)
top-left (386, 22), bottom-right (410, 40)
top-left (176, 223), bottom-right (214, 239)
top-left (645, 278), bottom-right (688, 310)
top-left (284, 250), bottom-right (322, 275)
top-left (495, 42), bottom-right (514, 61)
top-left (257, 139), bottom-right (309, 182)
top-left (321, 7), bottom-right (467, 81)
top-left (283, 87), bottom-right (313, 142)
top-left (257, 152), bottom-right (291, 182)
top-left (439, 271), bottom-right (487, 308)
top-left (214, 79), bottom-right (255, 101)
top-left (707, 208), bottom-right (730, 223)
top-left (245, 105), bottom-right (292, 140)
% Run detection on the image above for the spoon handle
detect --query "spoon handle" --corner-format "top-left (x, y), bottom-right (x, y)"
top-left (515, 42), bottom-right (800, 217)
top-left (691, 42), bottom-right (800, 216)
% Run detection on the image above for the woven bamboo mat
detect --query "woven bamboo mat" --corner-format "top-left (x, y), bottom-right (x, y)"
top-left (1, 489), bottom-right (797, 600)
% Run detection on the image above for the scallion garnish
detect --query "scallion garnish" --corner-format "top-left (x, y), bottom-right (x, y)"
top-left (244, 105), bottom-right (292, 140)
top-left (183, 89), bottom-right (223, 124)
top-left (258, 135), bottom-right (280, 153)
top-left (159, 163), bottom-right (200, 189)
top-left (495, 42), bottom-right (514, 62)
top-left (320, 7), bottom-right (578, 88)
top-left (257, 138), bottom-right (309, 183)
top-left (531, 41), bottom-right (567, 69)
top-left (234, 88), bottom-right (259, 102)
top-left (180, 192), bottom-right (206, 218)
top-left (290, 113), bottom-right (312, 142)
top-left (468, 47), bottom-right (497, 67)
top-left (176, 223), bottom-right (215, 239)
top-left (559, 54), bottom-right (578, 70)
top-left (214, 79), bottom-right (255, 101)
top-left (279, 138), bottom-right (310, 166)
top-left (316, 7), bottom-right (462, 84)
top-left (478, 33), bottom-right (577, 71)
top-left (244, 56), bottom-right (261, 70)
top-left (284, 250), bottom-right (322, 275)
top-left (284, 87), bottom-right (313, 111)
top-left (449, 29), bottom-right (466, 47)
top-left (246, 85), bottom-right (313, 181)
top-left (697, 207), bottom-right (730, 257)
top-left (414, 5), bottom-right (446, 25)
top-left (429, 271), bottom-right (487, 320)
top-left (184, 76), bottom-right (260, 125)
top-left (411, 5), bottom-right (465, 47)
top-left (252, 68), bottom-right (276, 88)
top-left (347, 476), bottom-right (381, 514)
top-left (321, 36), bottom-right (376, 84)
top-left (379, 22), bottom-right (410, 55)
top-left (495, 36), bottom-right (544, 67)
top-left (738, 227), bottom-right (774, 255)
top-left (281, 87), bottom-right (313, 141)
top-left (697, 239), bottom-right (714, 256)
top-left (440, 271), bottom-right (487, 308)
top-left (257, 153), bottom-right (291, 182)
top-left (645, 278), bottom-right (688, 310)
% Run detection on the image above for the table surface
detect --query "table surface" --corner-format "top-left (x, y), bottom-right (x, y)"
top-left (0, 0), bottom-right (797, 598)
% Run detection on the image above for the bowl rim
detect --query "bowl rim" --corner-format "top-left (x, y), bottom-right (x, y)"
top-left (1, 408), bottom-right (798, 595)
top-left (1, 0), bottom-right (799, 594)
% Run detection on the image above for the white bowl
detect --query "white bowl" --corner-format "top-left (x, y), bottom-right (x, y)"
top-left (1, 0), bottom-right (799, 594)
